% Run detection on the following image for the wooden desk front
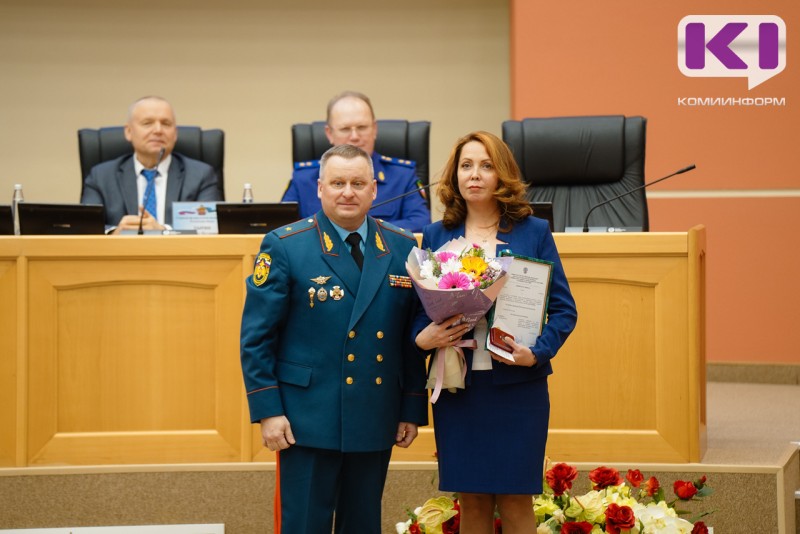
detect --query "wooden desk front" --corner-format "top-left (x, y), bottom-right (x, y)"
top-left (0, 228), bottom-right (705, 467)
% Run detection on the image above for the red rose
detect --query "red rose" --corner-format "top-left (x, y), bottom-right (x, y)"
top-left (604, 503), bottom-right (636, 534)
top-left (408, 523), bottom-right (422, 534)
top-left (674, 480), bottom-right (698, 500)
top-left (626, 469), bottom-right (644, 488)
top-left (691, 521), bottom-right (709, 534)
top-left (645, 476), bottom-right (660, 496)
top-left (588, 466), bottom-right (622, 489)
top-left (442, 499), bottom-right (460, 534)
top-left (561, 521), bottom-right (593, 534)
top-left (546, 462), bottom-right (579, 496)
top-left (493, 516), bottom-right (502, 534)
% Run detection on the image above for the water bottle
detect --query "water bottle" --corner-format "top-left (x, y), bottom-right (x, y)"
top-left (242, 183), bottom-right (254, 203)
top-left (11, 184), bottom-right (24, 235)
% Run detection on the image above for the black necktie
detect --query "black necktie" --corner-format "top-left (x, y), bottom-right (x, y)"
top-left (345, 232), bottom-right (364, 270)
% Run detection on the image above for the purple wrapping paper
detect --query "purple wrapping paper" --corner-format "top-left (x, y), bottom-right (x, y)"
top-left (405, 238), bottom-right (512, 327)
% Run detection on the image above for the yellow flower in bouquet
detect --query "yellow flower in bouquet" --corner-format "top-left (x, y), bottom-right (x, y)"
top-left (459, 255), bottom-right (488, 279)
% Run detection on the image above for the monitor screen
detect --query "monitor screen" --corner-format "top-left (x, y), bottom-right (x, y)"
top-left (216, 202), bottom-right (301, 235)
top-left (0, 206), bottom-right (12, 235)
top-left (18, 203), bottom-right (105, 235)
top-left (530, 201), bottom-right (554, 232)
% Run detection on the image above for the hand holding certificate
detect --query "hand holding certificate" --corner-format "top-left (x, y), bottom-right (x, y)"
top-left (486, 252), bottom-right (553, 361)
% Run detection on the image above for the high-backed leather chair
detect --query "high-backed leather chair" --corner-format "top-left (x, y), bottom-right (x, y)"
top-left (502, 116), bottom-right (648, 232)
top-left (291, 120), bottom-right (431, 200)
top-left (78, 126), bottom-right (225, 200)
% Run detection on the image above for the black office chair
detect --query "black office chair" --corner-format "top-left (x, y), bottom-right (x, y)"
top-left (502, 115), bottom-right (648, 232)
top-left (78, 126), bottom-right (226, 200)
top-left (291, 120), bottom-right (431, 202)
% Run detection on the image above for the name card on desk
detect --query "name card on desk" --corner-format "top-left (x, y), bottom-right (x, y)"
top-left (172, 202), bottom-right (219, 234)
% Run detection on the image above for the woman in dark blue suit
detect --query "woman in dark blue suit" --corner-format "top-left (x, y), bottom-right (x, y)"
top-left (414, 131), bottom-right (577, 533)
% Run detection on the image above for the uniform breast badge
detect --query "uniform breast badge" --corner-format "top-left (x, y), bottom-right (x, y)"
top-left (316, 287), bottom-right (328, 302)
top-left (331, 286), bottom-right (344, 300)
top-left (253, 253), bottom-right (271, 287)
top-left (308, 287), bottom-right (316, 308)
top-left (311, 275), bottom-right (331, 285)
top-left (388, 274), bottom-right (413, 288)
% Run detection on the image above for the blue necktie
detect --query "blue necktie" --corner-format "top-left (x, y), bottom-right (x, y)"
top-left (141, 168), bottom-right (158, 221)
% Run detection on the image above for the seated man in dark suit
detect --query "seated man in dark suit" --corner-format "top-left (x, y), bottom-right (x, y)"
top-left (281, 91), bottom-right (431, 232)
top-left (81, 96), bottom-right (222, 234)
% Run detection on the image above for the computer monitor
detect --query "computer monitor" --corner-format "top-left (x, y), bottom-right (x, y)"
top-left (18, 203), bottom-right (105, 235)
top-left (0, 206), bottom-right (12, 235)
top-left (530, 202), bottom-right (554, 232)
top-left (216, 202), bottom-right (301, 235)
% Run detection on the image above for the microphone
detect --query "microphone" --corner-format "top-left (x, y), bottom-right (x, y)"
top-left (581, 164), bottom-right (696, 232)
top-left (138, 147), bottom-right (166, 235)
top-left (371, 181), bottom-right (439, 209)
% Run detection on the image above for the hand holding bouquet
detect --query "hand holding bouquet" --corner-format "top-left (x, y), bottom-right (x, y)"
top-left (406, 237), bottom-right (512, 402)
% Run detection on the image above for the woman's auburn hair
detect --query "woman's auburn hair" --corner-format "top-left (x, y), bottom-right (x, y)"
top-left (437, 131), bottom-right (532, 231)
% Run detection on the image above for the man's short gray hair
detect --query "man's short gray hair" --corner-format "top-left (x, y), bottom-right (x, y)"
top-left (319, 144), bottom-right (374, 180)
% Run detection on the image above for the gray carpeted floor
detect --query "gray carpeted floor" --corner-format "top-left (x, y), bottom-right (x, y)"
top-left (704, 381), bottom-right (800, 465)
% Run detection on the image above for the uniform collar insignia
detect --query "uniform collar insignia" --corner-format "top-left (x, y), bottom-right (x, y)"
top-left (323, 232), bottom-right (333, 252)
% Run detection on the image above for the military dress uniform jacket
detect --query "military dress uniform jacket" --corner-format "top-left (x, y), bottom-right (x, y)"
top-left (81, 152), bottom-right (222, 227)
top-left (240, 211), bottom-right (429, 453)
top-left (281, 152), bottom-right (431, 233)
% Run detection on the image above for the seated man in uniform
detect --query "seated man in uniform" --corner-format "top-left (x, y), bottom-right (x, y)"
top-left (81, 96), bottom-right (222, 234)
top-left (281, 91), bottom-right (431, 232)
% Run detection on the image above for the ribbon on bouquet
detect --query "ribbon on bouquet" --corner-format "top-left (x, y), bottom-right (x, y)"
top-left (429, 339), bottom-right (477, 404)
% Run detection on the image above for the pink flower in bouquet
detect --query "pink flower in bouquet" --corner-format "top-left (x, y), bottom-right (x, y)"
top-left (435, 251), bottom-right (458, 263)
top-left (438, 271), bottom-right (474, 290)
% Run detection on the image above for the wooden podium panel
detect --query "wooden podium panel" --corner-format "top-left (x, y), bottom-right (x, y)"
top-left (0, 236), bottom-right (260, 466)
top-left (0, 245), bottom-right (20, 467)
top-left (548, 227), bottom-right (706, 462)
top-left (0, 229), bottom-right (705, 466)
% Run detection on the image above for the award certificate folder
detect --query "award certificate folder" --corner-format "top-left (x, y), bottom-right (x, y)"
top-left (487, 252), bottom-right (553, 360)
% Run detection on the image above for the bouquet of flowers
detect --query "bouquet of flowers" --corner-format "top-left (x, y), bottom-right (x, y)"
top-left (406, 238), bottom-right (512, 402)
top-left (397, 463), bottom-right (713, 534)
